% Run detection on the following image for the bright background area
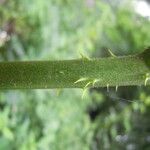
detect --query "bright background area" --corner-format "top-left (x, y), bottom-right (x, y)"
top-left (0, 0), bottom-right (150, 150)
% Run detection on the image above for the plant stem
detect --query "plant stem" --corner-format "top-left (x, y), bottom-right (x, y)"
top-left (0, 48), bottom-right (150, 89)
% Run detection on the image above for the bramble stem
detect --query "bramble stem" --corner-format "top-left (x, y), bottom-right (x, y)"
top-left (0, 48), bottom-right (150, 89)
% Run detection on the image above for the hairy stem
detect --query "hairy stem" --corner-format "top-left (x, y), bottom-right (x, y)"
top-left (0, 48), bottom-right (150, 89)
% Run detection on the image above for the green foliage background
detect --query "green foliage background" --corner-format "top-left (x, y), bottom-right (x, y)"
top-left (0, 0), bottom-right (150, 149)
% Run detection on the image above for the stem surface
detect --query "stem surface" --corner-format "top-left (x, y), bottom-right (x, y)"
top-left (0, 48), bottom-right (150, 89)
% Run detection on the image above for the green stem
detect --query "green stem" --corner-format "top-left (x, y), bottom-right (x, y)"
top-left (0, 48), bottom-right (150, 89)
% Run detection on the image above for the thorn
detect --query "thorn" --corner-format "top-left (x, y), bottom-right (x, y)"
top-left (145, 78), bottom-right (148, 86)
top-left (74, 78), bottom-right (89, 84)
top-left (115, 85), bottom-right (118, 92)
top-left (92, 79), bottom-right (101, 87)
top-left (145, 73), bottom-right (150, 86)
top-left (145, 77), bottom-right (150, 86)
top-left (84, 82), bottom-right (92, 88)
top-left (79, 52), bottom-right (91, 60)
top-left (107, 84), bottom-right (109, 92)
top-left (82, 81), bottom-right (93, 99)
top-left (108, 49), bottom-right (117, 58)
top-left (82, 88), bottom-right (88, 99)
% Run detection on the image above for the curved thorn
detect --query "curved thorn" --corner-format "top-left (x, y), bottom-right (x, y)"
top-left (82, 81), bottom-right (93, 99)
top-left (108, 49), bottom-right (117, 58)
top-left (92, 79), bottom-right (101, 87)
top-left (145, 77), bottom-right (150, 86)
top-left (145, 73), bottom-right (150, 86)
top-left (74, 78), bottom-right (88, 84)
top-left (82, 88), bottom-right (88, 99)
top-left (84, 81), bottom-right (92, 88)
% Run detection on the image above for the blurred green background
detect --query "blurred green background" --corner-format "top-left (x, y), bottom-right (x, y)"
top-left (0, 0), bottom-right (150, 149)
